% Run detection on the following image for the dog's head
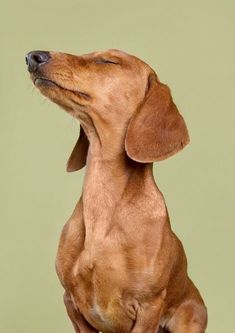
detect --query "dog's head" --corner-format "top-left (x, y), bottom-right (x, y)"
top-left (26, 49), bottom-right (189, 171)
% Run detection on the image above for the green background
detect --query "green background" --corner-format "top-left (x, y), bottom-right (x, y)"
top-left (0, 1), bottom-right (234, 332)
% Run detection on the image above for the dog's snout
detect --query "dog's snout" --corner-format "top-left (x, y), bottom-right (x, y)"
top-left (26, 51), bottom-right (51, 73)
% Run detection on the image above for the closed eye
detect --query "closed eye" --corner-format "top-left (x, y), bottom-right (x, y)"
top-left (94, 58), bottom-right (119, 65)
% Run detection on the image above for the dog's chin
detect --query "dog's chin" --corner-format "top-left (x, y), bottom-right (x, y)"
top-left (33, 78), bottom-right (59, 100)
top-left (33, 82), bottom-right (79, 115)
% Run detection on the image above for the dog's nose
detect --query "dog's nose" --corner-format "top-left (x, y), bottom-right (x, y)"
top-left (26, 51), bottom-right (51, 73)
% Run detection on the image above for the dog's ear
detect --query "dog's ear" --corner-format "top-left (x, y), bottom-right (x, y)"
top-left (125, 74), bottom-right (190, 163)
top-left (66, 126), bottom-right (89, 172)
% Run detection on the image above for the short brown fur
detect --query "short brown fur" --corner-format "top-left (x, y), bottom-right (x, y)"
top-left (27, 49), bottom-right (207, 333)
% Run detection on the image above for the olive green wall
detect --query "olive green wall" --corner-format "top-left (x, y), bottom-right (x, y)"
top-left (0, 1), bottom-right (234, 332)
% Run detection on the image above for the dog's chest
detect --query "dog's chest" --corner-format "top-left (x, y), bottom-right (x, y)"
top-left (68, 245), bottom-right (136, 332)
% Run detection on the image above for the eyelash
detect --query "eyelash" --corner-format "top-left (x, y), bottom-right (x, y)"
top-left (94, 59), bottom-right (119, 65)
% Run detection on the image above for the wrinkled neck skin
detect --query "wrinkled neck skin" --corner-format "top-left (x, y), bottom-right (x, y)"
top-left (76, 110), bottom-right (167, 246)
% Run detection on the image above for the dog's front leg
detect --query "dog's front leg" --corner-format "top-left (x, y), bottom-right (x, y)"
top-left (130, 295), bottom-right (165, 333)
top-left (64, 292), bottom-right (98, 333)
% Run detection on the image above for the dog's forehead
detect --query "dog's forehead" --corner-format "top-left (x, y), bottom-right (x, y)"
top-left (82, 49), bottom-right (144, 63)
top-left (83, 49), bottom-right (129, 57)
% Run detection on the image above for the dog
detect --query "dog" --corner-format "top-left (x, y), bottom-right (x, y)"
top-left (26, 49), bottom-right (207, 333)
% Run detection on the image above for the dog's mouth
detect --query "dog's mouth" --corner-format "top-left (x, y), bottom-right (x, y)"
top-left (34, 77), bottom-right (58, 88)
top-left (33, 76), bottom-right (91, 101)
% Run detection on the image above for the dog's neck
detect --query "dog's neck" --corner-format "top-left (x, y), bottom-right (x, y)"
top-left (77, 116), bottom-right (167, 247)
top-left (81, 116), bottom-right (154, 205)
top-left (82, 151), bottom-right (154, 245)
top-left (81, 149), bottom-right (166, 248)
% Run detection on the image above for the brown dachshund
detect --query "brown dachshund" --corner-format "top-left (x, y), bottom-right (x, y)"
top-left (26, 49), bottom-right (207, 333)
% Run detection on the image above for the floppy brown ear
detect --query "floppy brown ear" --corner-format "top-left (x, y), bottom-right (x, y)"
top-left (66, 126), bottom-right (89, 172)
top-left (125, 74), bottom-right (190, 163)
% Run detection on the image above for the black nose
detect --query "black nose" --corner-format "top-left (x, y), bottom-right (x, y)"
top-left (26, 51), bottom-right (51, 73)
